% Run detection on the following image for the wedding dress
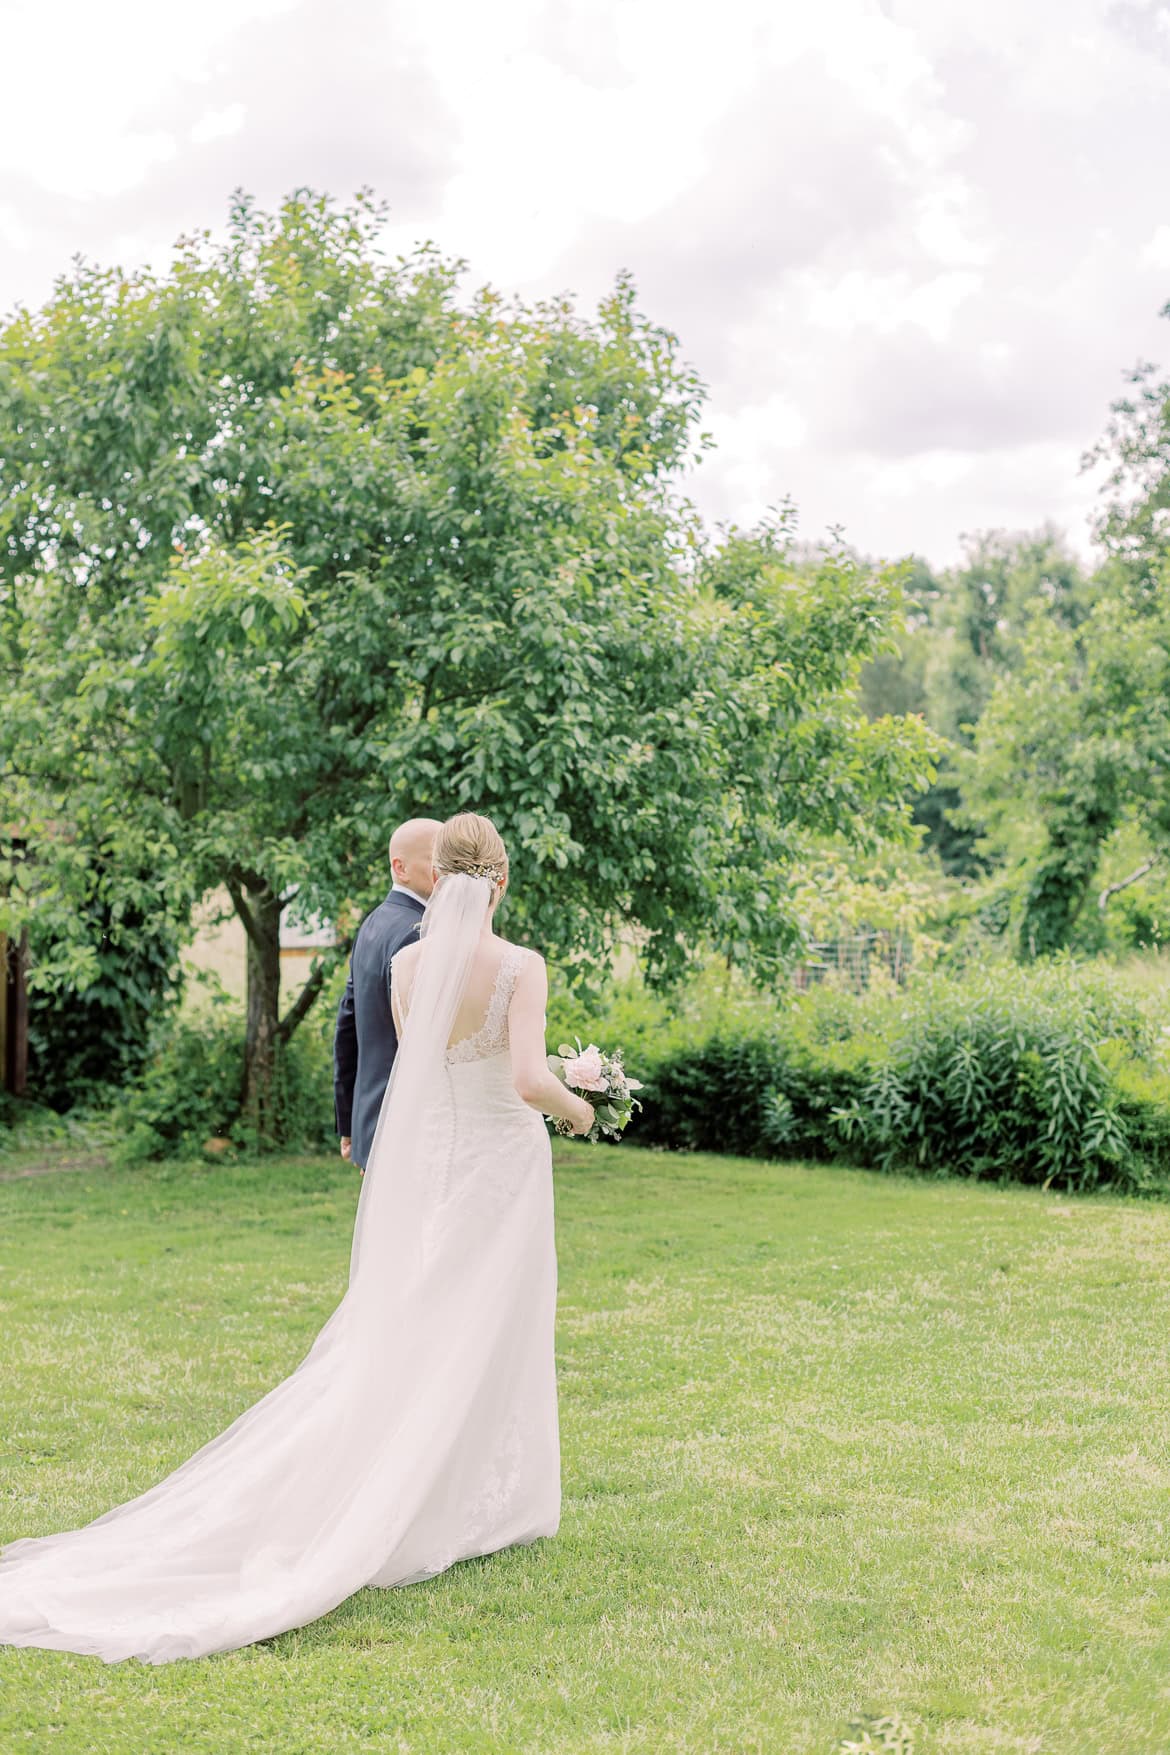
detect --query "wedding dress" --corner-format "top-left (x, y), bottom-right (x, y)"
top-left (0, 876), bottom-right (561, 1664)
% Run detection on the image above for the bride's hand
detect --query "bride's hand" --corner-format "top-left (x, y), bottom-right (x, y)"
top-left (570, 1099), bottom-right (594, 1136)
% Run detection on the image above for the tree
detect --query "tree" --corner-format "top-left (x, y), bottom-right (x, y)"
top-left (1081, 342), bottom-right (1170, 565)
top-left (968, 551), bottom-right (1170, 956)
top-left (960, 312), bottom-right (1170, 957)
top-left (25, 865), bottom-right (185, 1112)
top-left (922, 524), bottom-right (1092, 747)
top-left (855, 528), bottom-right (1094, 880)
top-left (2, 189), bottom-right (935, 1138)
top-left (857, 553), bottom-right (938, 722)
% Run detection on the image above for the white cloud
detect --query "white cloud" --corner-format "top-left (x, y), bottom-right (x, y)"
top-left (0, 0), bottom-right (1168, 570)
top-left (190, 104), bottom-right (247, 147)
top-left (703, 392), bottom-right (808, 515)
top-left (0, 203), bottom-right (30, 251)
top-left (0, 0), bottom-right (294, 197)
top-left (1142, 223), bottom-right (1170, 268)
top-left (801, 268), bottom-right (983, 344)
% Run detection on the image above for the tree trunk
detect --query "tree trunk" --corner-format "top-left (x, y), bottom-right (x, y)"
top-left (236, 880), bottom-right (284, 1145)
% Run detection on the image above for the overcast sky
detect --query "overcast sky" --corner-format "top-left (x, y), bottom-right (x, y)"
top-left (2, 0), bottom-right (1169, 570)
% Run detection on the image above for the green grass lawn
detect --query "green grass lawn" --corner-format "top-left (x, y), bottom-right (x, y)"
top-left (2, 1146), bottom-right (1170, 1753)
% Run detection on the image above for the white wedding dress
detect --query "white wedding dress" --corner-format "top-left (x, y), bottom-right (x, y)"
top-left (0, 881), bottom-right (561, 1665)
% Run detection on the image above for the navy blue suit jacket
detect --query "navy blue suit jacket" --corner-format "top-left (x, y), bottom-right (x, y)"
top-left (333, 888), bottom-right (426, 1170)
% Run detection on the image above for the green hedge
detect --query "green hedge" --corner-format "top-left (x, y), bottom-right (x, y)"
top-left (104, 953), bottom-right (1170, 1191)
top-left (829, 969), bottom-right (1141, 1191)
top-left (1105, 1051), bottom-right (1170, 1184)
top-left (605, 962), bottom-right (1170, 1194)
top-left (633, 1023), bottom-right (876, 1163)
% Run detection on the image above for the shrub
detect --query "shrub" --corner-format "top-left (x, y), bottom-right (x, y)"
top-left (262, 1016), bottom-right (338, 1157)
top-left (606, 956), bottom-right (1170, 1193)
top-left (831, 966), bottom-right (1154, 1191)
top-left (1101, 1047), bottom-right (1170, 1185)
top-left (108, 948), bottom-right (1170, 1188)
top-left (634, 1027), bottom-right (788, 1157)
top-left (115, 987), bottom-right (338, 1163)
top-left (0, 1091), bottom-right (76, 1161)
top-left (545, 956), bottom-right (781, 1085)
top-left (26, 875), bottom-right (186, 1112)
top-left (636, 1023), bottom-right (877, 1161)
top-left (115, 1007), bottom-right (245, 1163)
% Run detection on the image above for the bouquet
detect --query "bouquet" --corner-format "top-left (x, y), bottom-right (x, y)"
top-left (547, 1039), bottom-right (644, 1141)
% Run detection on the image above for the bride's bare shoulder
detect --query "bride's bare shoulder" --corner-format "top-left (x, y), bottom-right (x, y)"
top-left (391, 941), bottom-right (423, 977)
top-left (498, 937), bottom-right (542, 961)
top-left (499, 940), bottom-right (546, 983)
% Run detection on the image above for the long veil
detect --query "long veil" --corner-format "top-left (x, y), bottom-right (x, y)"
top-left (0, 872), bottom-right (496, 1664)
top-left (349, 870), bottom-right (491, 1296)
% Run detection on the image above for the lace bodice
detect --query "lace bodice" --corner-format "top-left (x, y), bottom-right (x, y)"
top-left (393, 941), bottom-right (528, 1065)
top-left (445, 943), bottom-right (527, 1062)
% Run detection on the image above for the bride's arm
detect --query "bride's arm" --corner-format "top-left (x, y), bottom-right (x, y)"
top-left (509, 953), bottom-right (594, 1134)
top-left (390, 950), bottom-right (414, 1040)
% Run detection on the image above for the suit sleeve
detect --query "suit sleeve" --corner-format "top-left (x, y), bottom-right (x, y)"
top-left (333, 963), bottom-right (358, 1136)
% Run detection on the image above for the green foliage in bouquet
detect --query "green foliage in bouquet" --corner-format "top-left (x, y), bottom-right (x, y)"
top-left (546, 1040), bottom-right (643, 1142)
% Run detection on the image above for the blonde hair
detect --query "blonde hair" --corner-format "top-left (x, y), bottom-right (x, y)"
top-left (433, 812), bottom-right (509, 889)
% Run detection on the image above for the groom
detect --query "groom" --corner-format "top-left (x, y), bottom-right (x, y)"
top-left (333, 817), bottom-right (442, 1173)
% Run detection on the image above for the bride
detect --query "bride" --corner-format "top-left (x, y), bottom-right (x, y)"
top-left (0, 812), bottom-right (595, 1664)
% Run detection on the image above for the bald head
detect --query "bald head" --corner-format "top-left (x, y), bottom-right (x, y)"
top-left (389, 818), bottom-right (442, 899)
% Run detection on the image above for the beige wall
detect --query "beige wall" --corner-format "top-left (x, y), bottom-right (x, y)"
top-left (185, 889), bottom-right (644, 1007)
top-left (183, 889), bottom-right (335, 1006)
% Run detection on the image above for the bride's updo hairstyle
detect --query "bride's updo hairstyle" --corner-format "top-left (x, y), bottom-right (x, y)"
top-left (433, 812), bottom-right (509, 896)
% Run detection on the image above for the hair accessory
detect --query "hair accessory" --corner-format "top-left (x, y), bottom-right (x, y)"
top-left (438, 859), bottom-right (508, 891)
top-left (464, 860), bottom-right (506, 886)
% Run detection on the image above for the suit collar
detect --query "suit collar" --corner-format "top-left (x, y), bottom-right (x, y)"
top-left (385, 887), bottom-right (426, 913)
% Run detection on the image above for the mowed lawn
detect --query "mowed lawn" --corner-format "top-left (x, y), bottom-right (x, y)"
top-left (2, 1145), bottom-right (1170, 1754)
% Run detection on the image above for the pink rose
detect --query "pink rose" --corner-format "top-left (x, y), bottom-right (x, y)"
top-left (562, 1044), bottom-right (607, 1093)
